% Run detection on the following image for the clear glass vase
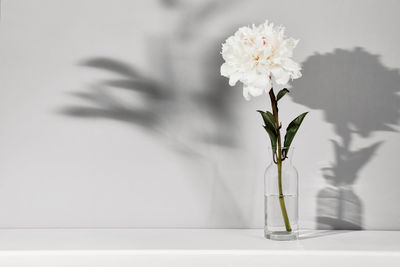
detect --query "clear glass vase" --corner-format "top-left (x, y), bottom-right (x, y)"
top-left (264, 147), bottom-right (298, 241)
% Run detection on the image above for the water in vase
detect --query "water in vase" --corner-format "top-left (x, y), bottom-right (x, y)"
top-left (265, 194), bottom-right (298, 240)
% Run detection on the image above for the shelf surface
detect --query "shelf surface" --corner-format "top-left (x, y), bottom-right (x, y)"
top-left (0, 229), bottom-right (399, 266)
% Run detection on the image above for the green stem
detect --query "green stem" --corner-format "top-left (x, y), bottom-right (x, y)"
top-left (269, 88), bottom-right (292, 233)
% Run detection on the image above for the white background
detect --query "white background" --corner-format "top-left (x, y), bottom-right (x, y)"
top-left (0, 0), bottom-right (399, 229)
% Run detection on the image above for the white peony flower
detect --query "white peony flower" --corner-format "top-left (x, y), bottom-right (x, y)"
top-left (220, 20), bottom-right (302, 100)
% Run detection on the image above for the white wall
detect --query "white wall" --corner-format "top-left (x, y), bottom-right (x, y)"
top-left (0, 0), bottom-right (399, 229)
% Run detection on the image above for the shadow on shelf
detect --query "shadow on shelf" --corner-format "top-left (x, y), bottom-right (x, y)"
top-left (298, 229), bottom-right (352, 240)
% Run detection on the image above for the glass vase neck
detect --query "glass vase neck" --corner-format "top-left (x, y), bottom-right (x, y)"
top-left (267, 147), bottom-right (295, 163)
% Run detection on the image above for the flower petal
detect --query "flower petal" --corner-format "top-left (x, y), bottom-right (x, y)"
top-left (271, 67), bottom-right (290, 85)
top-left (229, 72), bottom-right (241, 86)
top-left (220, 63), bottom-right (234, 77)
top-left (242, 86), bottom-right (251, 101)
top-left (252, 75), bottom-right (271, 89)
top-left (282, 58), bottom-right (301, 72)
top-left (243, 85), bottom-right (264, 100)
top-left (248, 86), bottom-right (264, 97)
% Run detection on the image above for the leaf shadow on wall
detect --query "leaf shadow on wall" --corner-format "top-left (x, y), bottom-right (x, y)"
top-left (63, 58), bottom-right (171, 128)
top-left (58, 47), bottom-right (245, 227)
top-left (59, 51), bottom-right (238, 150)
top-left (291, 47), bottom-right (400, 230)
top-left (57, 0), bottom-right (251, 228)
top-left (59, 0), bottom-right (242, 151)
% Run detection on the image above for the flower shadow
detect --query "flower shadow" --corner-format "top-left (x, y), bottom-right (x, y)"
top-left (291, 47), bottom-right (400, 230)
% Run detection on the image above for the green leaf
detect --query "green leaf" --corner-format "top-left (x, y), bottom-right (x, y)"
top-left (257, 110), bottom-right (276, 130)
top-left (277, 88), bottom-right (290, 101)
top-left (283, 112), bottom-right (308, 157)
top-left (260, 111), bottom-right (276, 128)
top-left (257, 110), bottom-right (277, 151)
top-left (263, 125), bottom-right (277, 152)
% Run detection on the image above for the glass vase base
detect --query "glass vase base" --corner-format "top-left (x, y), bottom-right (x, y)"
top-left (265, 230), bottom-right (298, 241)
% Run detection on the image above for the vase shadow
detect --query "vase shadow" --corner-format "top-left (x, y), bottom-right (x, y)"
top-left (291, 48), bottom-right (400, 230)
top-left (316, 140), bottom-right (382, 230)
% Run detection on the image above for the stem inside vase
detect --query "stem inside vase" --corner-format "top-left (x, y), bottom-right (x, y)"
top-left (269, 88), bottom-right (292, 232)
